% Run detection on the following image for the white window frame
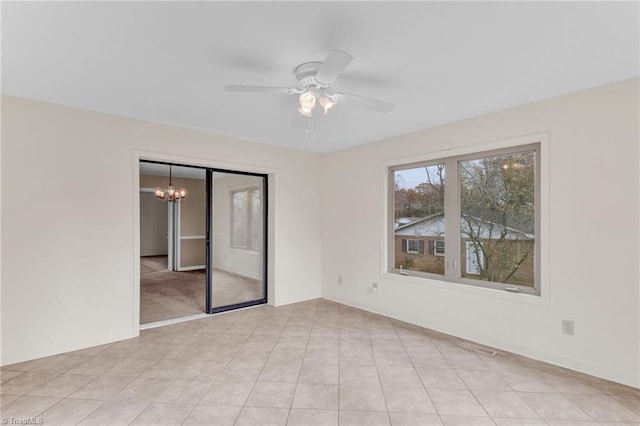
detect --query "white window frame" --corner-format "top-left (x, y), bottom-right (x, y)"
top-left (407, 239), bottom-right (420, 254)
top-left (385, 134), bottom-right (546, 300)
top-left (434, 240), bottom-right (445, 256)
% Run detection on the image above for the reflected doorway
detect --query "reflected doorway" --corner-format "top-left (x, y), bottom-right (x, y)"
top-left (139, 163), bottom-right (206, 324)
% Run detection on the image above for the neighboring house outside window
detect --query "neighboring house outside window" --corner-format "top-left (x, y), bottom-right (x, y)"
top-left (395, 215), bottom-right (533, 283)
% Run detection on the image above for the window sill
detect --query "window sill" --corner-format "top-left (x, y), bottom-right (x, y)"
top-left (381, 272), bottom-right (549, 306)
top-left (230, 247), bottom-right (260, 255)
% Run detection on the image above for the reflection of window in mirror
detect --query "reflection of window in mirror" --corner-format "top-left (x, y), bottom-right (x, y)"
top-left (231, 187), bottom-right (262, 251)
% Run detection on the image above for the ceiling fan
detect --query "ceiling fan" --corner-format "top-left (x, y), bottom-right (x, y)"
top-left (224, 50), bottom-right (394, 125)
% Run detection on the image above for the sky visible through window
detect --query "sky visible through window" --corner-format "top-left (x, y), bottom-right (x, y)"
top-left (395, 168), bottom-right (430, 189)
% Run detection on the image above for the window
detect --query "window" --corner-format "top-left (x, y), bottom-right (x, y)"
top-left (390, 143), bottom-right (539, 294)
top-left (231, 188), bottom-right (262, 250)
top-left (394, 163), bottom-right (446, 275)
top-left (250, 189), bottom-right (262, 250)
top-left (407, 239), bottom-right (420, 254)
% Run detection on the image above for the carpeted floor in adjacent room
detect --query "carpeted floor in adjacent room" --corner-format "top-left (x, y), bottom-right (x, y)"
top-left (140, 256), bottom-right (263, 324)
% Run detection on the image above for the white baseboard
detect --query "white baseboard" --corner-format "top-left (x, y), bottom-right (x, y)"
top-left (322, 293), bottom-right (639, 389)
top-left (177, 265), bottom-right (205, 272)
top-left (275, 292), bottom-right (322, 307)
top-left (214, 266), bottom-right (260, 280)
top-left (140, 313), bottom-right (209, 330)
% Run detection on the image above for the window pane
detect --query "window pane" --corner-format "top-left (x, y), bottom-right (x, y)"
top-left (232, 191), bottom-right (248, 248)
top-left (407, 239), bottom-right (419, 254)
top-left (459, 151), bottom-right (536, 286)
top-left (251, 189), bottom-right (262, 250)
top-left (393, 164), bottom-right (445, 274)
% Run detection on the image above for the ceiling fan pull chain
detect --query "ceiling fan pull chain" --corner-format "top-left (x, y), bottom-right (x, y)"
top-left (305, 118), bottom-right (316, 137)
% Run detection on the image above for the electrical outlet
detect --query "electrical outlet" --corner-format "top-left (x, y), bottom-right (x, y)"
top-left (562, 320), bottom-right (574, 336)
top-left (371, 283), bottom-right (378, 293)
top-left (338, 275), bottom-right (343, 284)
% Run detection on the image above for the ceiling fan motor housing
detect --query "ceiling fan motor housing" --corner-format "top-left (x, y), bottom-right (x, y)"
top-left (295, 62), bottom-right (326, 89)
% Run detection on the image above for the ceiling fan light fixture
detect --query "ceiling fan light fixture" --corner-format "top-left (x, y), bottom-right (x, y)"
top-left (298, 90), bottom-right (316, 110)
top-left (319, 95), bottom-right (337, 115)
top-left (298, 105), bottom-right (313, 118)
top-left (298, 89), bottom-right (317, 117)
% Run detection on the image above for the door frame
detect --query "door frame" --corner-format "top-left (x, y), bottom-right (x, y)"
top-left (174, 202), bottom-right (207, 272)
top-left (465, 241), bottom-right (484, 275)
top-left (135, 154), bottom-right (271, 329)
top-left (139, 187), bottom-right (172, 269)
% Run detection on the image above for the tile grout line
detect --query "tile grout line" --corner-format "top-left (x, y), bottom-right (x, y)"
top-left (3, 300), bottom-right (639, 424)
top-left (177, 313), bottom-right (238, 425)
top-left (233, 303), bottom-right (293, 425)
top-left (118, 319), bottom-right (214, 424)
top-left (285, 299), bottom-right (316, 425)
top-left (364, 312), bottom-right (393, 425)
top-left (337, 304), bottom-right (342, 424)
top-left (397, 319), bottom-right (446, 425)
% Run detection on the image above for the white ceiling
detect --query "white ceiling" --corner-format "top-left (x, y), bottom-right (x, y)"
top-left (2, 2), bottom-right (638, 153)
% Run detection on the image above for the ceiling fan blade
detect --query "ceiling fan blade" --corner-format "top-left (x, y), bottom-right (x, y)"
top-left (315, 50), bottom-right (353, 85)
top-left (225, 85), bottom-right (297, 94)
top-left (336, 93), bottom-right (394, 113)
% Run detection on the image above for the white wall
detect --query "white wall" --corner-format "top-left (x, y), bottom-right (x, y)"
top-left (321, 78), bottom-right (640, 387)
top-left (139, 191), bottom-right (169, 256)
top-left (2, 79), bottom-right (639, 388)
top-left (1, 96), bottom-right (322, 365)
top-left (212, 173), bottom-right (263, 279)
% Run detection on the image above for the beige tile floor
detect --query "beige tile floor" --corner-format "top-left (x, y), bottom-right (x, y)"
top-left (1, 299), bottom-right (639, 425)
